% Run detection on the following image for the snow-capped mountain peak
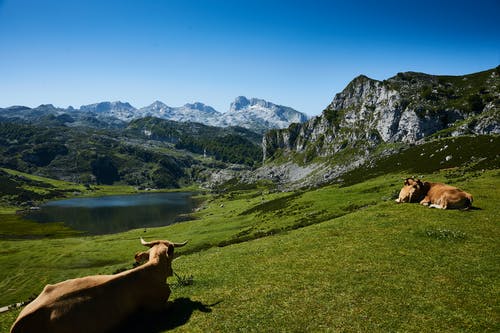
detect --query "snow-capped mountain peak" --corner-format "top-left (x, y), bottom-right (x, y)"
top-left (183, 102), bottom-right (218, 114)
top-left (2, 97), bottom-right (308, 132)
top-left (78, 97), bottom-right (307, 132)
top-left (137, 101), bottom-right (173, 118)
top-left (78, 101), bottom-right (136, 120)
top-left (230, 96), bottom-right (251, 111)
top-left (136, 101), bottom-right (221, 125)
top-left (149, 100), bottom-right (169, 109)
top-left (222, 96), bottom-right (308, 132)
top-left (79, 101), bottom-right (135, 114)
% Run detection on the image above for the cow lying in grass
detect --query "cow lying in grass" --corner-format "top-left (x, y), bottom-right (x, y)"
top-left (395, 177), bottom-right (473, 209)
top-left (10, 238), bottom-right (187, 333)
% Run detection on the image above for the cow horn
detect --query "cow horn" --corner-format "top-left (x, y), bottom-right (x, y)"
top-left (141, 238), bottom-right (187, 247)
top-left (140, 237), bottom-right (154, 247)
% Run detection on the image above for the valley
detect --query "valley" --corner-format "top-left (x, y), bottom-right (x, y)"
top-left (0, 66), bottom-right (499, 332)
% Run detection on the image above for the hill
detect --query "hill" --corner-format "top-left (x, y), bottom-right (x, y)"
top-left (0, 121), bottom-right (195, 188)
top-left (260, 66), bottom-right (499, 188)
top-left (0, 119), bottom-right (264, 191)
top-left (127, 117), bottom-right (262, 166)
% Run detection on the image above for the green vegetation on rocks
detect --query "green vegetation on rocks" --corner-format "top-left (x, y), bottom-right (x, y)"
top-left (128, 117), bottom-right (263, 167)
top-left (0, 119), bottom-right (262, 189)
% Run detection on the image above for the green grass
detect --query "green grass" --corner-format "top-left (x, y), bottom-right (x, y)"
top-left (167, 170), bottom-right (499, 332)
top-left (341, 135), bottom-right (500, 186)
top-left (0, 214), bottom-right (81, 238)
top-left (0, 169), bottom-right (499, 332)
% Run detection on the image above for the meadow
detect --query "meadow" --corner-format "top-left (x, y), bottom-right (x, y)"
top-left (0, 168), bottom-right (499, 332)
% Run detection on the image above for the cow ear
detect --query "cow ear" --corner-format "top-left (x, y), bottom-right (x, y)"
top-left (135, 250), bottom-right (150, 263)
top-left (167, 244), bottom-right (174, 257)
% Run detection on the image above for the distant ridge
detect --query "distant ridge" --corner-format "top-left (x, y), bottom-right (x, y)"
top-left (0, 97), bottom-right (308, 133)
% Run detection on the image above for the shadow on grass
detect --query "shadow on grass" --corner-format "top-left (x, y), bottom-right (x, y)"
top-left (112, 297), bottom-right (219, 333)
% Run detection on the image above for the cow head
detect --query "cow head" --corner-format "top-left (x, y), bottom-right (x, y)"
top-left (395, 178), bottom-right (425, 203)
top-left (135, 238), bottom-right (187, 276)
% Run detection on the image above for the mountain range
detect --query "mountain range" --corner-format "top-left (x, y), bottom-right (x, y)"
top-left (0, 66), bottom-right (498, 192)
top-left (0, 97), bottom-right (308, 133)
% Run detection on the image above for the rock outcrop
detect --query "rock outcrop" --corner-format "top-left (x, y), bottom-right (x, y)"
top-left (264, 67), bottom-right (499, 161)
top-left (261, 66), bottom-right (500, 187)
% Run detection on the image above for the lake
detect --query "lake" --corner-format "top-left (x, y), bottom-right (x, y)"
top-left (25, 192), bottom-right (197, 235)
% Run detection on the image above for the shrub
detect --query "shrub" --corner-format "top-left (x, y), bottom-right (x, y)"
top-left (91, 156), bottom-right (120, 185)
top-left (421, 86), bottom-right (436, 100)
top-left (467, 94), bottom-right (484, 113)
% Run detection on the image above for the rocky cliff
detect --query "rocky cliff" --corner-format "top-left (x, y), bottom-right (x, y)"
top-left (264, 67), bottom-right (499, 161)
top-left (260, 66), bottom-right (499, 187)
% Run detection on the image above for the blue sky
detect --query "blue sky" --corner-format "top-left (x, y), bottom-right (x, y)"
top-left (0, 0), bottom-right (499, 116)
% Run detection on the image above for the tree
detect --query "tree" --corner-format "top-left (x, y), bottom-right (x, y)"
top-left (91, 156), bottom-right (119, 185)
top-left (467, 94), bottom-right (484, 113)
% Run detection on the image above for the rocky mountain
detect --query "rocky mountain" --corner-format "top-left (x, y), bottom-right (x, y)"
top-left (3, 67), bottom-right (497, 191)
top-left (0, 97), bottom-right (307, 133)
top-left (0, 104), bottom-right (65, 121)
top-left (100, 97), bottom-right (307, 132)
top-left (79, 101), bottom-right (135, 118)
top-left (136, 101), bottom-right (221, 126)
top-left (219, 96), bottom-right (308, 133)
top-left (0, 103), bottom-right (128, 128)
top-left (259, 66), bottom-right (499, 188)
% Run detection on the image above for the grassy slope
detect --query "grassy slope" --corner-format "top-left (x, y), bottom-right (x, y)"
top-left (170, 170), bottom-right (500, 332)
top-left (0, 169), bottom-right (499, 332)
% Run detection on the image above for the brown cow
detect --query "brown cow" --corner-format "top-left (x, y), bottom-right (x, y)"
top-left (395, 177), bottom-right (473, 209)
top-left (10, 238), bottom-right (187, 333)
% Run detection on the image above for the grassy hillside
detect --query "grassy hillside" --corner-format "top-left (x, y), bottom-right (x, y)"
top-left (1, 167), bottom-right (498, 332)
top-left (0, 119), bottom-right (260, 189)
top-left (127, 117), bottom-right (263, 166)
top-left (341, 135), bottom-right (500, 186)
top-left (0, 121), bottom-right (197, 188)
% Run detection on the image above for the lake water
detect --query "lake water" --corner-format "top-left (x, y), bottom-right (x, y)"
top-left (26, 192), bottom-right (197, 235)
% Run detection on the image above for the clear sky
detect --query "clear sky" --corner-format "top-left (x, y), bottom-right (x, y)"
top-left (0, 0), bottom-right (499, 116)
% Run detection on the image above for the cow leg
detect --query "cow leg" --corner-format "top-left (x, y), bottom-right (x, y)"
top-left (419, 196), bottom-right (431, 206)
top-left (428, 196), bottom-right (447, 209)
top-left (429, 203), bottom-right (445, 209)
